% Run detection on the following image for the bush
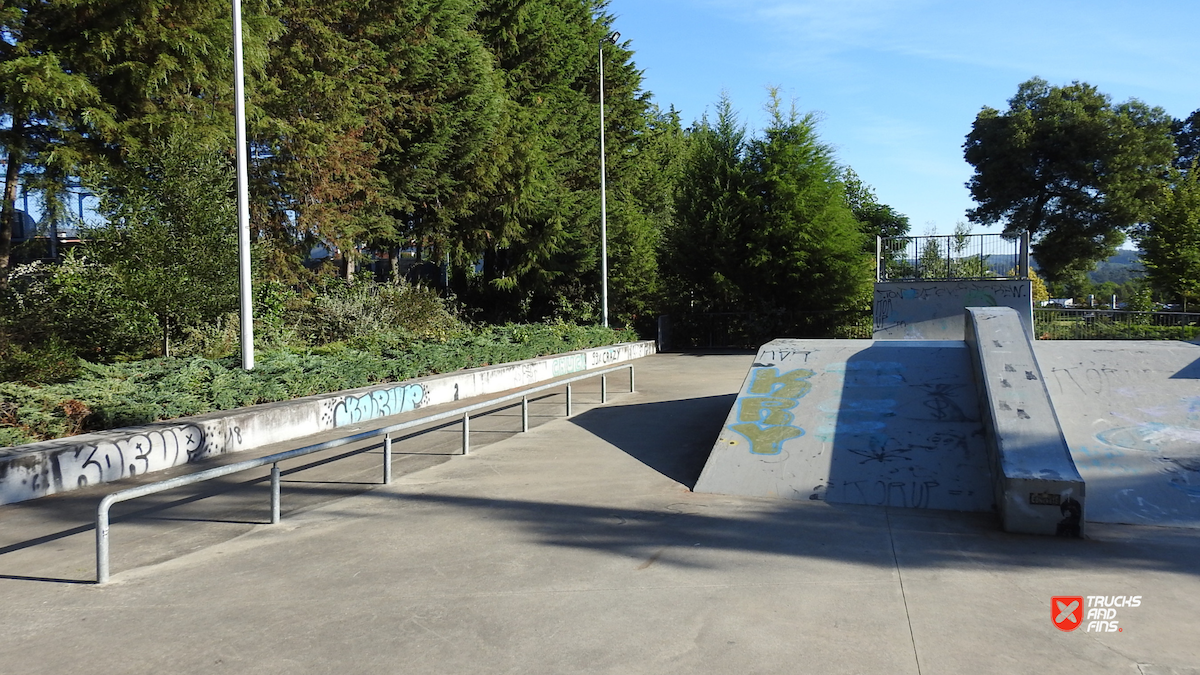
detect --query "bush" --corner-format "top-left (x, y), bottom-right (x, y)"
top-left (0, 323), bottom-right (638, 446)
top-left (1, 256), bottom-right (158, 358)
top-left (0, 335), bottom-right (82, 384)
top-left (300, 279), bottom-right (464, 346)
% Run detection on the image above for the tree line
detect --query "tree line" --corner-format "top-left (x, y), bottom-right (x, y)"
top-left (2, 0), bottom-right (906, 357)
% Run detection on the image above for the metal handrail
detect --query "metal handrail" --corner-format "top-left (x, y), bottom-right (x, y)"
top-left (96, 364), bottom-right (635, 583)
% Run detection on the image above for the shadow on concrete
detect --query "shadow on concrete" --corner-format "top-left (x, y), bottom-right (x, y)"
top-left (1169, 355), bottom-right (1200, 379)
top-left (829, 344), bottom-right (995, 513)
top-left (569, 394), bottom-right (736, 489)
top-left (368, 490), bottom-right (1200, 579)
top-left (0, 395), bottom-right (570, 585)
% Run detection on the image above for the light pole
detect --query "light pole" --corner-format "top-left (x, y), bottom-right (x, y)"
top-left (232, 0), bottom-right (254, 370)
top-left (598, 30), bottom-right (619, 328)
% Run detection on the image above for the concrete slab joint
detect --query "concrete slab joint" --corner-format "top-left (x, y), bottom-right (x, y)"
top-left (963, 307), bottom-right (1086, 536)
top-left (0, 340), bottom-right (656, 505)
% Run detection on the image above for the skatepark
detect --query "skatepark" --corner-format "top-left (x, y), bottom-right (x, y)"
top-left (2, 303), bottom-right (1199, 673)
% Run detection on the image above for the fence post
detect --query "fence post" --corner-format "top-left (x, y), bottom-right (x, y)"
top-left (462, 412), bottom-right (470, 455)
top-left (383, 433), bottom-right (392, 484)
top-left (271, 464), bottom-right (281, 524)
top-left (1020, 231), bottom-right (1031, 279)
top-left (876, 235), bottom-right (882, 282)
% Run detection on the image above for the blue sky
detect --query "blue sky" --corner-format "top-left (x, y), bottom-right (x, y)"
top-left (605, 0), bottom-right (1200, 237)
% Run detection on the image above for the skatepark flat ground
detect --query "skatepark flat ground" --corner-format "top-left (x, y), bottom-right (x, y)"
top-left (2, 351), bottom-right (1198, 675)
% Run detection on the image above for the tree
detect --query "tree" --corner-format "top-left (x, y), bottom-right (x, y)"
top-left (253, 0), bottom-right (503, 282)
top-left (1, 0), bottom-right (277, 273)
top-left (660, 95), bottom-right (751, 313)
top-left (85, 132), bottom-right (239, 356)
top-left (915, 222), bottom-right (992, 280)
top-left (1, 1), bottom-right (108, 272)
top-left (841, 167), bottom-right (910, 246)
top-left (661, 92), bottom-right (870, 318)
top-left (963, 78), bottom-right (1176, 283)
top-left (1139, 163), bottom-right (1200, 311)
top-left (1029, 267), bottom-right (1050, 304)
top-left (1174, 109), bottom-right (1200, 169)
top-left (743, 91), bottom-right (869, 312)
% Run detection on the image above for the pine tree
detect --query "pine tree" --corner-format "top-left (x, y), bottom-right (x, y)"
top-left (743, 91), bottom-right (869, 313)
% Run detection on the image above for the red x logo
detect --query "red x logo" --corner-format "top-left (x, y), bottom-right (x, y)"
top-left (1052, 596), bottom-right (1084, 631)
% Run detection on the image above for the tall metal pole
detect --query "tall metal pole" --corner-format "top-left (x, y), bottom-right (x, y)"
top-left (598, 37), bottom-right (609, 328)
top-left (232, 0), bottom-right (255, 370)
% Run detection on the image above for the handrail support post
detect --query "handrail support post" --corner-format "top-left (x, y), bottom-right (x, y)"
top-left (271, 463), bottom-right (281, 524)
top-left (462, 412), bottom-right (470, 455)
top-left (96, 503), bottom-right (111, 584)
top-left (383, 433), bottom-right (392, 484)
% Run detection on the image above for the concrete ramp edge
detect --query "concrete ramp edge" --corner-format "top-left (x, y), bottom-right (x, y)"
top-left (964, 307), bottom-right (1085, 536)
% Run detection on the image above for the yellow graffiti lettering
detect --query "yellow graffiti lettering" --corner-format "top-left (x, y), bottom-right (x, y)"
top-left (748, 368), bottom-right (814, 399)
top-left (729, 423), bottom-right (804, 455)
top-left (738, 397), bottom-right (797, 426)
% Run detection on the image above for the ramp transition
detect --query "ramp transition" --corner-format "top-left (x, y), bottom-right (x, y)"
top-left (694, 340), bottom-right (995, 512)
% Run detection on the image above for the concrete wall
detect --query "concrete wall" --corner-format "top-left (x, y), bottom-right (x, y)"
top-left (1034, 340), bottom-right (1200, 527)
top-left (963, 307), bottom-right (1085, 536)
top-left (0, 341), bottom-right (656, 505)
top-left (694, 338), bottom-right (995, 512)
top-left (874, 280), bottom-right (1033, 340)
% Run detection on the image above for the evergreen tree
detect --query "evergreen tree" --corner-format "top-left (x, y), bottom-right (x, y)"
top-left (254, 0), bottom-right (502, 280)
top-left (744, 91), bottom-right (869, 312)
top-left (661, 95), bottom-right (751, 313)
top-left (1, 0), bottom-right (277, 272)
top-left (841, 167), bottom-right (910, 246)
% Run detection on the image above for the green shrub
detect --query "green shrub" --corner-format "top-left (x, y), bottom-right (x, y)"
top-left (1, 255), bottom-right (158, 358)
top-left (0, 323), bottom-right (637, 446)
top-left (0, 335), bottom-right (82, 384)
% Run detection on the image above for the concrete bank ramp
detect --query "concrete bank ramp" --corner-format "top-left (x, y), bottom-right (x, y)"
top-left (1035, 340), bottom-right (1200, 527)
top-left (694, 339), bottom-right (995, 512)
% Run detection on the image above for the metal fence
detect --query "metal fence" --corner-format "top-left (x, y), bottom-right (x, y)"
top-left (1034, 308), bottom-right (1200, 340)
top-left (662, 310), bottom-right (873, 349)
top-left (95, 364), bottom-right (635, 584)
top-left (877, 232), bottom-right (1030, 282)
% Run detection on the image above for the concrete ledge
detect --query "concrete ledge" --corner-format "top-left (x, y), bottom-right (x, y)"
top-left (874, 280), bottom-right (1033, 340)
top-left (0, 341), bottom-right (655, 505)
top-left (963, 307), bottom-right (1084, 536)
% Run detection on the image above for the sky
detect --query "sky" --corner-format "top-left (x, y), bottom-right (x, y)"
top-left (604, 0), bottom-right (1200, 237)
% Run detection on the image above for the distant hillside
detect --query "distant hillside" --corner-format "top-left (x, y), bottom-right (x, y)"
top-left (1024, 249), bottom-right (1144, 284)
top-left (1088, 250), bottom-right (1144, 284)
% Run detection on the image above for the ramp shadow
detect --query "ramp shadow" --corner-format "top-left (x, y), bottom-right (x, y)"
top-left (1169, 354), bottom-right (1200, 379)
top-left (569, 394), bottom-right (737, 489)
top-left (825, 343), bottom-right (995, 513)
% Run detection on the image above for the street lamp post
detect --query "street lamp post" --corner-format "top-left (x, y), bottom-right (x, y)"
top-left (598, 31), bottom-right (619, 328)
top-left (232, 0), bottom-right (254, 370)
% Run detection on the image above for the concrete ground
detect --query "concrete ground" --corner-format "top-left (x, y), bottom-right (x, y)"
top-left (1, 352), bottom-right (1198, 675)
